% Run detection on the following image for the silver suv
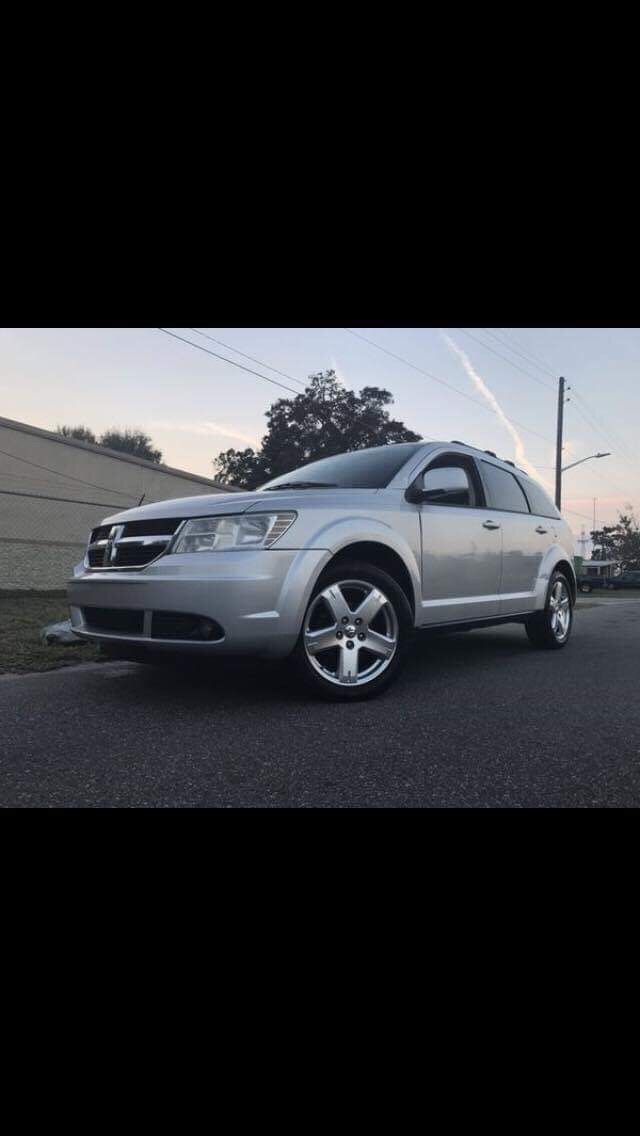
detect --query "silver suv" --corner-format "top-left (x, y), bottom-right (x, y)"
top-left (68, 442), bottom-right (576, 700)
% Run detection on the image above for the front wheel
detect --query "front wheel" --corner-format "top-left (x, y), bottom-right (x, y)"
top-left (525, 572), bottom-right (574, 650)
top-left (293, 561), bottom-right (413, 700)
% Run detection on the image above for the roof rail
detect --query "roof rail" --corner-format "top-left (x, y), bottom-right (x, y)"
top-left (449, 441), bottom-right (530, 478)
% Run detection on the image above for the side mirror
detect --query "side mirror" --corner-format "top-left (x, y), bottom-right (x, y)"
top-left (405, 484), bottom-right (448, 504)
top-left (405, 466), bottom-right (472, 507)
top-left (405, 480), bottom-right (426, 504)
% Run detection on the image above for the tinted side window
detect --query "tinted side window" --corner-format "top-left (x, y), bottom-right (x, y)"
top-left (518, 478), bottom-right (560, 519)
top-left (482, 462), bottom-right (530, 513)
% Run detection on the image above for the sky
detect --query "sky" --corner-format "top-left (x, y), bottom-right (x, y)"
top-left (1, 326), bottom-right (638, 547)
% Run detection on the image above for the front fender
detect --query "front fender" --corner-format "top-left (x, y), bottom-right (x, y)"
top-left (299, 515), bottom-right (422, 619)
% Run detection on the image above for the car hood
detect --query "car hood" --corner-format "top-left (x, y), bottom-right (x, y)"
top-left (102, 491), bottom-right (263, 526)
top-left (100, 488), bottom-right (362, 526)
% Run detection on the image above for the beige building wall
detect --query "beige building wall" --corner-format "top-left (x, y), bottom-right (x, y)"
top-left (0, 417), bottom-right (234, 589)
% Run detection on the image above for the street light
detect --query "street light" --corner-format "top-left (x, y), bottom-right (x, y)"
top-left (562, 452), bottom-right (611, 474)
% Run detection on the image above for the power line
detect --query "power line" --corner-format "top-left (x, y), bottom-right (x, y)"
top-left (537, 460), bottom-right (637, 500)
top-left (587, 464), bottom-right (638, 501)
top-left (157, 328), bottom-right (302, 397)
top-left (343, 328), bottom-right (554, 446)
top-left (454, 328), bottom-right (556, 391)
top-left (571, 387), bottom-right (638, 467)
top-left (480, 328), bottom-right (557, 380)
top-left (188, 329), bottom-right (306, 389)
top-left (476, 328), bottom-right (639, 511)
top-left (0, 445), bottom-right (139, 502)
top-left (500, 328), bottom-right (558, 376)
top-left (569, 397), bottom-right (637, 476)
top-left (480, 332), bottom-right (631, 485)
top-left (564, 507), bottom-right (597, 523)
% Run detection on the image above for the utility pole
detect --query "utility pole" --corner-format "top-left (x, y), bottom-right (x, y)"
top-left (555, 376), bottom-right (566, 510)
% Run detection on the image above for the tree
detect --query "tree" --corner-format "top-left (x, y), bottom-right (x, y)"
top-left (99, 430), bottom-right (163, 464)
top-left (591, 509), bottom-right (640, 571)
top-left (214, 371), bottom-right (421, 489)
top-left (56, 425), bottom-right (98, 444)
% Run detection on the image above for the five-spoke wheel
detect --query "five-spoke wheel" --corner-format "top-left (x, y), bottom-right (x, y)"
top-left (304, 579), bottom-right (399, 687)
top-left (295, 561), bottom-right (411, 700)
top-left (526, 571), bottom-right (574, 650)
top-left (549, 578), bottom-right (572, 643)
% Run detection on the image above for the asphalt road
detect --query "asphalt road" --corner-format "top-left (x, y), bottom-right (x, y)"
top-left (2, 597), bottom-right (639, 808)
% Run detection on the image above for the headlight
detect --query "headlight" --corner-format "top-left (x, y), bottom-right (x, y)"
top-left (171, 512), bottom-right (297, 554)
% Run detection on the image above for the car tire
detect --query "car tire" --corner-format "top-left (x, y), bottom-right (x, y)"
top-left (525, 571), bottom-right (574, 650)
top-left (292, 560), bottom-right (413, 701)
top-left (579, 582), bottom-right (592, 594)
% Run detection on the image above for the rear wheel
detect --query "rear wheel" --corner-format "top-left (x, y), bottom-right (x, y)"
top-left (293, 561), bottom-right (413, 700)
top-left (526, 572), bottom-right (574, 650)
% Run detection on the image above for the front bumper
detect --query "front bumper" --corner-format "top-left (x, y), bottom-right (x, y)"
top-left (67, 548), bottom-right (329, 659)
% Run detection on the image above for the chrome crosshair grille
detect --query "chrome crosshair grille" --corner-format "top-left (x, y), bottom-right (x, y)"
top-left (85, 519), bottom-right (183, 571)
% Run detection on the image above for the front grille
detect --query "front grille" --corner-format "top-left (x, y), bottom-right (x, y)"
top-left (83, 608), bottom-right (145, 634)
top-left (91, 525), bottom-right (113, 543)
top-left (117, 519), bottom-right (183, 538)
top-left (112, 543), bottom-right (167, 568)
top-left (86, 518), bottom-right (183, 571)
top-left (87, 547), bottom-right (107, 568)
top-left (90, 519), bottom-right (182, 543)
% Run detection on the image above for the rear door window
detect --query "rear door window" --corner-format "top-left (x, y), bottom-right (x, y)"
top-left (481, 462), bottom-right (531, 513)
top-left (518, 477), bottom-right (560, 519)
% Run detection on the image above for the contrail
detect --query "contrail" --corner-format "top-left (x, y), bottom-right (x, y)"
top-left (441, 332), bottom-right (546, 485)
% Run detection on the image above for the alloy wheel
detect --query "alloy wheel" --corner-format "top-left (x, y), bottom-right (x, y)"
top-left (304, 579), bottom-right (399, 687)
top-left (549, 579), bottom-right (571, 642)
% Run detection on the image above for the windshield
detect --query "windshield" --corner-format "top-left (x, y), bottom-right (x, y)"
top-left (260, 444), bottom-right (425, 491)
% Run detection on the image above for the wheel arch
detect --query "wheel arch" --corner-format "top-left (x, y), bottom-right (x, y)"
top-left (552, 557), bottom-right (577, 604)
top-left (310, 539), bottom-right (419, 620)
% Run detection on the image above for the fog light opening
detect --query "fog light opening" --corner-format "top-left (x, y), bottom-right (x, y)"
top-left (199, 619), bottom-right (219, 641)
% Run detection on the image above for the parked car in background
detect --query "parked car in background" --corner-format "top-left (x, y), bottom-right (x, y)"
top-left (578, 570), bottom-right (640, 593)
top-left (610, 570), bottom-right (640, 590)
top-left (68, 441), bottom-right (577, 700)
top-left (578, 577), bottom-right (611, 593)
top-left (577, 559), bottom-right (621, 593)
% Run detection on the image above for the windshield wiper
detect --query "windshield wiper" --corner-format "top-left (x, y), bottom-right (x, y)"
top-left (263, 481), bottom-right (338, 491)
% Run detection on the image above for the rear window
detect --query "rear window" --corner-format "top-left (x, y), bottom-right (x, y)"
top-left (482, 462), bottom-right (530, 513)
top-left (519, 478), bottom-right (561, 519)
top-left (260, 444), bottom-right (424, 490)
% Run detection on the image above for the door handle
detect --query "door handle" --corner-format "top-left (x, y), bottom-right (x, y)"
top-left (483, 521), bottom-right (501, 531)
top-left (535, 526), bottom-right (548, 534)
